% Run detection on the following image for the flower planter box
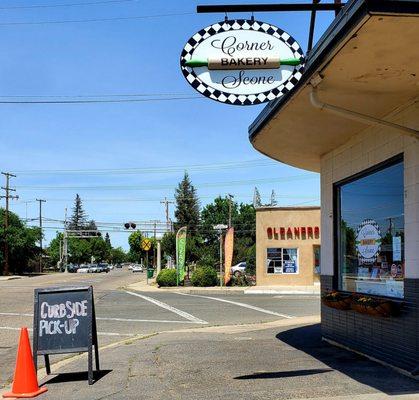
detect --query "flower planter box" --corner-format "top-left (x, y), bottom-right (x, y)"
top-left (322, 291), bottom-right (352, 310)
top-left (350, 296), bottom-right (402, 317)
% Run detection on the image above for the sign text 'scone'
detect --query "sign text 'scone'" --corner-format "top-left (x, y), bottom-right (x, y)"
top-left (2, 327), bottom-right (48, 398)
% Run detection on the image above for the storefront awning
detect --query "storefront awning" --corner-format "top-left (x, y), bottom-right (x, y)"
top-left (249, 0), bottom-right (419, 172)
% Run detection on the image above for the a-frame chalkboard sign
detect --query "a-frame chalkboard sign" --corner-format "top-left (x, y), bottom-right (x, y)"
top-left (33, 286), bottom-right (100, 385)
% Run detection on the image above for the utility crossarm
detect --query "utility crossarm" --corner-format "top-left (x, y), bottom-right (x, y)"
top-left (196, 3), bottom-right (345, 13)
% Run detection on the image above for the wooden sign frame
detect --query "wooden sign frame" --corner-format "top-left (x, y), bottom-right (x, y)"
top-left (33, 286), bottom-right (100, 385)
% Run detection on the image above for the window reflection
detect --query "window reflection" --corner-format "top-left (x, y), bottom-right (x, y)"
top-left (337, 159), bottom-right (404, 298)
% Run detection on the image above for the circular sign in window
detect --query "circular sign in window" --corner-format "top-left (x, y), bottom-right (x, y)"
top-left (355, 219), bottom-right (382, 265)
top-left (180, 19), bottom-right (305, 105)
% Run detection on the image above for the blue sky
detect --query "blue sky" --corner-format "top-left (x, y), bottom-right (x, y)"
top-left (0, 0), bottom-right (336, 249)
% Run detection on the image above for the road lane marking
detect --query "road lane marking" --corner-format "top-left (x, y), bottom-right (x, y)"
top-left (177, 293), bottom-right (294, 319)
top-left (0, 326), bottom-right (134, 337)
top-left (0, 312), bottom-right (200, 324)
top-left (124, 291), bottom-right (208, 324)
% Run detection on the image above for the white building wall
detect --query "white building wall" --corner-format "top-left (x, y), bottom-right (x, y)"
top-left (320, 103), bottom-right (419, 279)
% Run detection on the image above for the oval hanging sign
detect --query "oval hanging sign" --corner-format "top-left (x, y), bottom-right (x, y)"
top-left (180, 19), bottom-right (305, 106)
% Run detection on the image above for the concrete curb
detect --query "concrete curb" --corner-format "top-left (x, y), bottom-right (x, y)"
top-left (127, 280), bottom-right (320, 295)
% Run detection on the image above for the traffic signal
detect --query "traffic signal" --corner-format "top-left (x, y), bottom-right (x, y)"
top-left (124, 222), bottom-right (136, 230)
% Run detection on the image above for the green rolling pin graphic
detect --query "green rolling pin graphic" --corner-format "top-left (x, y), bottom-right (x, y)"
top-left (185, 56), bottom-right (302, 70)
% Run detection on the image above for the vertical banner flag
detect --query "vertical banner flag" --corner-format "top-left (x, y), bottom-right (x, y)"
top-left (224, 227), bottom-right (234, 285)
top-left (176, 227), bottom-right (187, 282)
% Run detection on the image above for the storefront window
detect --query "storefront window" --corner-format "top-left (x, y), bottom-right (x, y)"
top-left (336, 157), bottom-right (404, 298)
top-left (314, 245), bottom-right (321, 275)
top-left (267, 248), bottom-right (298, 274)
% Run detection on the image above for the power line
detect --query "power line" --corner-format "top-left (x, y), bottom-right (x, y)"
top-left (0, 95), bottom-right (202, 104)
top-left (16, 175), bottom-right (317, 191)
top-left (0, 92), bottom-right (195, 99)
top-left (12, 159), bottom-right (274, 175)
top-left (0, 0), bottom-right (139, 10)
top-left (0, 11), bottom-right (194, 26)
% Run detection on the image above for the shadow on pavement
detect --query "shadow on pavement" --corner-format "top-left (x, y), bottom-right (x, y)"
top-left (42, 369), bottom-right (112, 385)
top-left (235, 368), bottom-right (332, 380)
top-left (276, 324), bottom-right (419, 396)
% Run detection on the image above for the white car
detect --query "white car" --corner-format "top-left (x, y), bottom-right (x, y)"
top-left (77, 266), bottom-right (90, 273)
top-left (132, 265), bottom-right (143, 273)
top-left (231, 262), bottom-right (247, 277)
top-left (128, 264), bottom-right (134, 270)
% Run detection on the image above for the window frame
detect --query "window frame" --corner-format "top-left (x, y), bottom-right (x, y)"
top-left (266, 247), bottom-right (299, 275)
top-left (333, 153), bottom-right (404, 298)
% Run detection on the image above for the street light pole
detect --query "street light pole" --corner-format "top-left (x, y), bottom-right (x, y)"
top-left (213, 224), bottom-right (228, 287)
top-left (36, 199), bottom-right (46, 273)
top-left (227, 194), bottom-right (234, 228)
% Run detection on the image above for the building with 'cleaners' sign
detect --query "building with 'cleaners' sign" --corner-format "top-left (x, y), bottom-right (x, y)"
top-left (256, 207), bottom-right (320, 287)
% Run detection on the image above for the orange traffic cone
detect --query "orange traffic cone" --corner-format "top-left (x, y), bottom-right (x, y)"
top-left (2, 327), bottom-right (48, 398)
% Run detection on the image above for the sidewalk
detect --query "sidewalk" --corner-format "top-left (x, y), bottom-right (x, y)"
top-left (0, 275), bottom-right (22, 281)
top-left (127, 278), bottom-right (320, 295)
top-left (14, 317), bottom-right (418, 400)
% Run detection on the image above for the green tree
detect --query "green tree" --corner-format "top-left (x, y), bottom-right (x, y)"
top-left (0, 209), bottom-right (41, 275)
top-left (174, 172), bottom-right (200, 234)
top-left (161, 232), bottom-right (176, 259)
top-left (110, 247), bottom-right (127, 264)
top-left (68, 194), bottom-right (88, 230)
top-left (47, 232), bottom-right (63, 266)
top-left (200, 196), bottom-right (238, 245)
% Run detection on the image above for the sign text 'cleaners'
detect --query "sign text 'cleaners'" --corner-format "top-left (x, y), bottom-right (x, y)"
top-left (180, 19), bottom-right (304, 105)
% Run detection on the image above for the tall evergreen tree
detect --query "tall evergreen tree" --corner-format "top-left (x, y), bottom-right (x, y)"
top-left (68, 194), bottom-right (88, 230)
top-left (174, 172), bottom-right (200, 234)
top-left (105, 232), bottom-right (111, 248)
top-left (270, 189), bottom-right (277, 206)
top-left (253, 187), bottom-right (262, 208)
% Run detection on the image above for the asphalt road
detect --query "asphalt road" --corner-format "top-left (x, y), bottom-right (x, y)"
top-left (0, 269), bottom-right (320, 387)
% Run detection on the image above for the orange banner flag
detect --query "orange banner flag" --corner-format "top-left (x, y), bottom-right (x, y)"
top-left (224, 227), bottom-right (234, 285)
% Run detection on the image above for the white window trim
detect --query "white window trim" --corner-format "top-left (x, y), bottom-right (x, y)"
top-left (266, 247), bottom-right (299, 275)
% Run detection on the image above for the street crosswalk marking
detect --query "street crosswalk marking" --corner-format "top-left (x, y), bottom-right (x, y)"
top-left (0, 326), bottom-right (134, 337)
top-left (177, 293), bottom-right (294, 319)
top-left (0, 312), bottom-right (202, 324)
top-left (124, 291), bottom-right (208, 324)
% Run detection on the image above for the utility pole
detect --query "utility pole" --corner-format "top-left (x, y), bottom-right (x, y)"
top-left (160, 197), bottom-right (174, 233)
top-left (227, 194), bottom-right (234, 228)
top-left (1, 172), bottom-right (18, 275)
top-left (36, 199), bottom-right (46, 273)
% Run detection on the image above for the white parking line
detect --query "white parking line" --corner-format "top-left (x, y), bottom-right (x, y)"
top-left (0, 326), bottom-right (134, 337)
top-left (124, 291), bottom-right (208, 324)
top-left (0, 312), bottom-right (201, 325)
top-left (177, 293), bottom-right (294, 319)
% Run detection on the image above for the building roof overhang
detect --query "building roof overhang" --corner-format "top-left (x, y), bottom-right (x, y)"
top-left (248, 0), bottom-right (419, 172)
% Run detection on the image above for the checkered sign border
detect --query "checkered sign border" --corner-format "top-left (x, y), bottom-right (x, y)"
top-left (180, 19), bottom-right (305, 106)
top-left (356, 219), bottom-right (382, 265)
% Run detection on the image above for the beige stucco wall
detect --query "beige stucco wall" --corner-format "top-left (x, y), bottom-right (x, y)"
top-left (320, 103), bottom-right (419, 279)
top-left (256, 207), bottom-right (321, 286)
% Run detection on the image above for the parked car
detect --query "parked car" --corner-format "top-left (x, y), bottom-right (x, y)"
top-left (67, 264), bottom-right (79, 273)
top-left (97, 263), bottom-right (110, 273)
top-left (115, 263), bottom-right (122, 269)
top-left (132, 265), bottom-right (143, 273)
top-left (88, 264), bottom-right (99, 273)
top-left (128, 264), bottom-right (134, 270)
top-left (231, 262), bottom-right (247, 277)
top-left (77, 265), bottom-right (90, 273)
